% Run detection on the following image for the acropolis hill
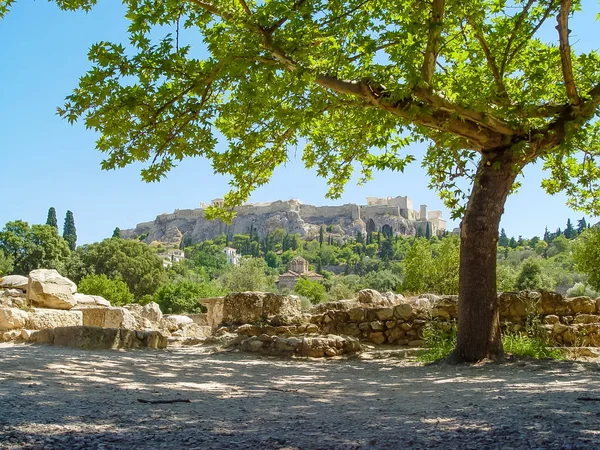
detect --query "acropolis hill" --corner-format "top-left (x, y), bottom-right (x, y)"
top-left (120, 196), bottom-right (447, 246)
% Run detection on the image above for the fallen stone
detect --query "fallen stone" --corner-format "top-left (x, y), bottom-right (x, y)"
top-left (161, 315), bottom-right (193, 331)
top-left (221, 292), bottom-right (302, 324)
top-left (51, 326), bottom-right (167, 350)
top-left (0, 275), bottom-right (28, 291)
top-left (357, 289), bottom-right (395, 307)
top-left (27, 269), bottom-right (77, 310)
top-left (73, 293), bottom-right (110, 308)
top-left (81, 307), bottom-right (137, 329)
top-left (0, 307), bottom-right (29, 331)
top-left (27, 308), bottom-right (83, 330)
top-left (569, 296), bottom-right (596, 315)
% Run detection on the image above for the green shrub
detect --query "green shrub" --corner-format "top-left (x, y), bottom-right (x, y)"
top-left (294, 277), bottom-right (327, 304)
top-left (418, 320), bottom-right (457, 363)
top-left (154, 280), bottom-right (225, 314)
top-left (78, 273), bottom-right (134, 306)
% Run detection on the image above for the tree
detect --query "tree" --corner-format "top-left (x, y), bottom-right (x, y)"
top-left (0, 249), bottom-right (13, 276)
top-left (319, 226), bottom-right (324, 248)
top-left (0, 221), bottom-right (71, 275)
top-left (402, 238), bottom-right (433, 294)
top-left (564, 219), bottom-right (575, 239)
top-left (577, 217), bottom-right (588, 235)
top-left (6, 1), bottom-right (600, 361)
top-left (62, 210), bottom-right (77, 251)
top-left (294, 277), bottom-right (327, 304)
top-left (516, 258), bottom-right (553, 291)
top-left (498, 229), bottom-right (509, 247)
top-left (77, 238), bottom-right (167, 298)
top-left (112, 227), bottom-right (121, 238)
top-left (46, 207), bottom-right (58, 230)
top-left (218, 257), bottom-right (275, 292)
top-left (78, 273), bottom-right (134, 306)
top-left (573, 228), bottom-right (600, 292)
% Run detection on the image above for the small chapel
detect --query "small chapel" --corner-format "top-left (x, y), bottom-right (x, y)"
top-left (276, 256), bottom-right (324, 291)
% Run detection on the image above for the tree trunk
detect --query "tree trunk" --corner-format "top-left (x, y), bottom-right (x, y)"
top-left (451, 150), bottom-right (520, 362)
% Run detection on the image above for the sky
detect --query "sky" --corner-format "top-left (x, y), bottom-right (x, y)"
top-left (0, 1), bottom-right (598, 245)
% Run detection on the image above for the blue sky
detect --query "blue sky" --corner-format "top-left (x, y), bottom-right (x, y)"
top-left (0, 1), bottom-right (598, 244)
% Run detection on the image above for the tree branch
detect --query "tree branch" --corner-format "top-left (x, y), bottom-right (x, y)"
top-left (267, 0), bottom-right (307, 32)
top-left (556, 0), bottom-right (580, 105)
top-left (421, 0), bottom-right (445, 86)
top-left (500, 0), bottom-right (536, 75)
top-left (318, 0), bottom-right (371, 27)
top-left (468, 18), bottom-right (508, 101)
top-left (505, 1), bottom-right (557, 70)
top-left (346, 41), bottom-right (403, 63)
top-left (238, 0), bottom-right (252, 16)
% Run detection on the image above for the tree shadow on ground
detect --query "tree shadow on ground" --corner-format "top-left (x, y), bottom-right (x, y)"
top-left (1, 343), bottom-right (599, 449)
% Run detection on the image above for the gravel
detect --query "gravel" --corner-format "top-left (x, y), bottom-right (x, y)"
top-left (1, 343), bottom-right (600, 449)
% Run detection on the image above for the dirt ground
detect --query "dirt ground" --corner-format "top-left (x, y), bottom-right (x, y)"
top-left (1, 344), bottom-right (600, 449)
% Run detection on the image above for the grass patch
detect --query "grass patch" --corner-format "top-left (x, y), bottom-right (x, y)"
top-left (503, 332), bottom-right (562, 359)
top-left (417, 321), bottom-right (456, 363)
top-left (418, 317), bottom-right (563, 363)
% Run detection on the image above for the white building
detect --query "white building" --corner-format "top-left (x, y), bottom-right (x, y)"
top-left (224, 247), bottom-right (241, 265)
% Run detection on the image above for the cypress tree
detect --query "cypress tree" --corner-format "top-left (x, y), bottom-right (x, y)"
top-left (112, 227), bottom-right (121, 238)
top-left (46, 207), bottom-right (58, 229)
top-left (63, 210), bottom-right (77, 251)
top-left (319, 226), bottom-right (324, 247)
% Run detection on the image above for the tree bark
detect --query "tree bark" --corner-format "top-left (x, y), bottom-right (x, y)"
top-left (450, 150), bottom-right (520, 362)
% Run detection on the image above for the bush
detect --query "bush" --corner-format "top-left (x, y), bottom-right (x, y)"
top-left (294, 277), bottom-right (327, 304)
top-left (418, 320), bottom-right (457, 363)
top-left (154, 280), bottom-right (225, 314)
top-left (566, 282), bottom-right (599, 299)
top-left (78, 274), bottom-right (134, 306)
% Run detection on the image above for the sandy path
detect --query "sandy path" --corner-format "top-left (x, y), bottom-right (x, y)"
top-left (1, 343), bottom-right (600, 449)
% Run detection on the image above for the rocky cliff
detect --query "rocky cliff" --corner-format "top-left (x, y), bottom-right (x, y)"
top-left (121, 198), bottom-right (444, 246)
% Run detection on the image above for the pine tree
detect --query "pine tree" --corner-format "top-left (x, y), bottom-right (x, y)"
top-left (46, 207), bottom-right (58, 229)
top-left (543, 227), bottom-right (551, 243)
top-left (577, 217), bottom-right (588, 235)
top-left (112, 227), bottom-right (121, 238)
top-left (564, 219), bottom-right (575, 239)
top-left (498, 228), bottom-right (509, 247)
top-left (63, 210), bottom-right (77, 251)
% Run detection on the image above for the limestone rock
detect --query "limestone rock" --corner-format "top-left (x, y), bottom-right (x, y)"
top-left (27, 269), bottom-right (77, 310)
top-left (221, 292), bottom-right (301, 324)
top-left (73, 293), bottom-right (111, 308)
top-left (51, 326), bottom-right (167, 350)
top-left (141, 302), bottom-right (163, 323)
top-left (310, 300), bottom-right (358, 314)
top-left (541, 290), bottom-right (571, 315)
top-left (569, 296), bottom-right (596, 315)
top-left (27, 309), bottom-right (83, 330)
top-left (0, 275), bottom-right (28, 291)
top-left (81, 307), bottom-right (137, 329)
top-left (161, 314), bottom-right (194, 332)
top-left (0, 307), bottom-right (29, 331)
top-left (178, 323), bottom-right (212, 338)
top-left (431, 296), bottom-right (458, 320)
top-left (394, 303), bottom-right (414, 320)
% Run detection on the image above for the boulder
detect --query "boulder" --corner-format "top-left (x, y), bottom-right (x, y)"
top-left (430, 296), bottom-right (458, 320)
top-left (569, 296), bottom-right (596, 315)
top-left (141, 302), bottom-right (163, 323)
top-left (220, 292), bottom-right (301, 325)
top-left (358, 289), bottom-right (387, 307)
top-left (80, 307), bottom-right (137, 329)
top-left (0, 307), bottom-right (29, 331)
top-left (161, 314), bottom-right (193, 332)
top-left (27, 269), bottom-right (77, 310)
top-left (27, 309), bottom-right (83, 330)
top-left (0, 275), bottom-right (28, 291)
top-left (176, 323), bottom-right (212, 338)
top-left (73, 293), bottom-right (111, 308)
top-left (540, 291), bottom-right (571, 315)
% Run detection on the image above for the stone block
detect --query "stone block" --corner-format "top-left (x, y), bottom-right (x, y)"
top-left (570, 296), bottom-right (596, 315)
top-left (81, 307), bottom-right (136, 329)
top-left (394, 303), bottom-right (414, 320)
top-left (0, 307), bottom-right (29, 331)
top-left (27, 308), bottom-right (83, 330)
top-left (375, 308), bottom-right (394, 321)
